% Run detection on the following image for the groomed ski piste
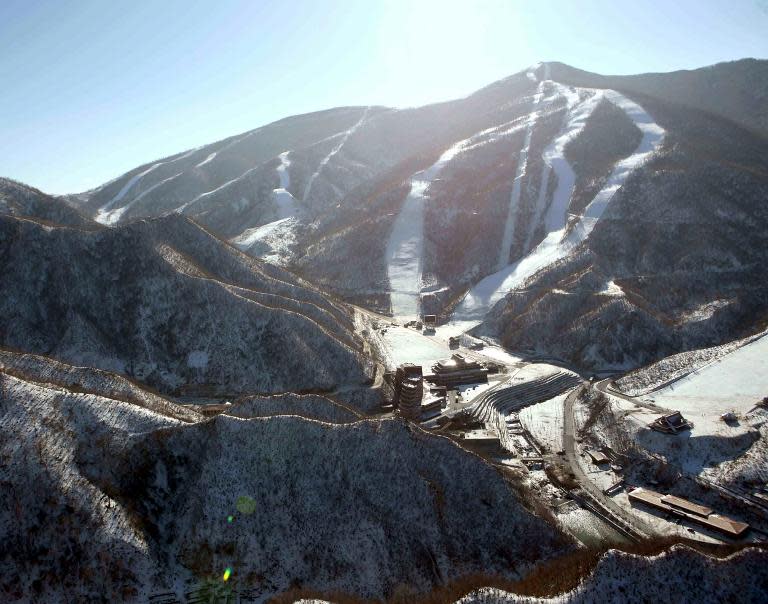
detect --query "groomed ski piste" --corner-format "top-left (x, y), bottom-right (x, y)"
top-left (95, 127), bottom-right (268, 225)
top-left (385, 111), bottom-right (541, 320)
top-left (302, 106), bottom-right (370, 202)
top-left (447, 80), bottom-right (666, 332)
top-left (497, 63), bottom-right (551, 271)
top-left (230, 151), bottom-right (299, 264)
top-left (384, 64), bottom-right (666, 342)
top-left (94, 147), bottom-right (201, 225)
top-left (385, 139), bottom-right (468, 320)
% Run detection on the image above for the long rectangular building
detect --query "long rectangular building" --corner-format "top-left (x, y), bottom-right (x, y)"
top-left (628, 487), bottom-right (749, 538)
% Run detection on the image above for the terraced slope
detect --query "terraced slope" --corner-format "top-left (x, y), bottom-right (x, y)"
top-left (0, 213), bottom-right (371, 397)
top-left (0, 362), bottom-right (571, 602)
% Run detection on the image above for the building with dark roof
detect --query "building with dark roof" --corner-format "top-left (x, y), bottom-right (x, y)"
top-left (628, 487), bottom-right (749, 538)
top-left (650, 411), bottom-right (693, 434)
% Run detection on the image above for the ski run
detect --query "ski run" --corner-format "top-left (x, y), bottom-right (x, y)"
top-left (302, 107), bottom-right (370, 201)
top-left (386, 71), bottom-right (665, 331)
top-left (452, 86), bottom-right (665, 325)
top-left (230, 151), bottom-right (298, 264)
top-left (94, 147), bottom-right (200, 225)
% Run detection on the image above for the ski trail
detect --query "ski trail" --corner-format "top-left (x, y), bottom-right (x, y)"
top-left (302, 107), bottom-right (370, 202)
top-left (95, 147), bottom-right (200, 224)
top-left (385, 117), bottom-right (535, 320)
top-left (450, 88), bottom-right (665, 328)
top-left (386, 142), bottom-right (468, 319)
top-left (195, 152), bottom-right (217, 168)
top-left (231, 152), bottom-right (299, 264)
top-left (96, 172), bottom-right (184, 225)
top-left (497, 62), bottom-right (562, 269)
top-left (523, 85), bottom-right (591, 251)
top-left (98, 128), bottom-right (263, 222)
top-left (271, 151), bottom-right (296, 219)
top-left (97, 163), bottom-right (164, 220)
top-left (496, 80), bottom-right (546, 271)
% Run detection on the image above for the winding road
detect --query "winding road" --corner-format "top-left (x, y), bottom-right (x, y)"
top-left (562, 387), bottom-right (655, 541)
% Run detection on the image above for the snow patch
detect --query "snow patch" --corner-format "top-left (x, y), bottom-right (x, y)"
top-left (186, 350), bottom-right (209, 369)
top-left (195, 152), bottom-right (217, 168)
top-left (230, 151), bottom-right (299, 264)
top-left (599, 280), bottom-right (624, 297)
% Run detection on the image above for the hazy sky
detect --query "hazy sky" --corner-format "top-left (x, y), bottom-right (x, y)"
top-left (2, 0), bottom-right (767, 193)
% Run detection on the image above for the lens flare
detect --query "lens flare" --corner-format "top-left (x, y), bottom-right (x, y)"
top-left (227, 515), bottom-right (234, 523)
top-left (223, 567), bottom-right (232, 582)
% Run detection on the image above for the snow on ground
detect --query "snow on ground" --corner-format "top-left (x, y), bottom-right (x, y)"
top-left (231, 217), bottom-right (298, 265)
top-left (385, 136), bottom-right (476, 319)
top-left (459, 546), bottom-right (768, 603)
top-left (458, 381), bottom-right (496, 401)
top-left (598, 280), bottom-right (624, 296)
top-left (644, 332), bottom-right (768, 434)
top-left (572, 399), bottom-right (727, 543)
top-left (609, 334), bottom-right (768, 488)
top-left (95, 148), bottom-right (201, 225)
top-left (519, 393), bottom-right (568, 452)
top-left (302, 107), bottom-right (370, 201)
top-left (96, 163), bottom-right (164, 225)
top-left (497, 80), bottom-right (546, 271)
top-left (450, 88), bottom-right (666, 326)
top-left (377, 326), bottom-right (453, 369)
top-left (231, 151), bottom-right (299, 264)
top-left (615, 333), bottom-right (763, 396)
top-left (195, 152), bottom-right (217, 168)
top-left (272, 151), bottom-right (296, 217)
top-left (97, 172), bottom-right (184, 225)
top-left (556, 507), bottom-right (623, 548)
top-left (473, 345), bottom-right (524, 366)
top-left (386, 117), bottom-right (536, 321)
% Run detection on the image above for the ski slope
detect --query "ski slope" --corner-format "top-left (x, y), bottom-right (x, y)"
top-left (497, 80), bottom-right (546, 271)
top-left (385, 135), bottom-right (477, 319)
top-left (451, 88), bottom-right (665, 326)
top-left (385, 116), bottom-right (537, 320)
top-left (302, 107), bottom-right (370, 201)
top-left (231, 151), bottom-right (299, 263)
top-left (95, 148), bottom-right (200, 225)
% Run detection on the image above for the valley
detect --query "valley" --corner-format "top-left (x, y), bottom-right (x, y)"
top-left (2, 56), bottom-right (768, 602)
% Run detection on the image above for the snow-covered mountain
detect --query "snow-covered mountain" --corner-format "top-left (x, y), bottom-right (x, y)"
top-left (60, 59), bottom-right (768, 370)
top-left (1, 177), bottom-right (90, 227)
top-left (3, 57), bottom-right (768, 602)
top-left (0, 210), bottom-right (372, 398)
top-left (0, 352), bottom-right (568, 601)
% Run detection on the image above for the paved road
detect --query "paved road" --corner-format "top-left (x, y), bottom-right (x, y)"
top-left (595, 378), bottom-right (669, 414)
top-left (563, 387), bottom-right (654, 541)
